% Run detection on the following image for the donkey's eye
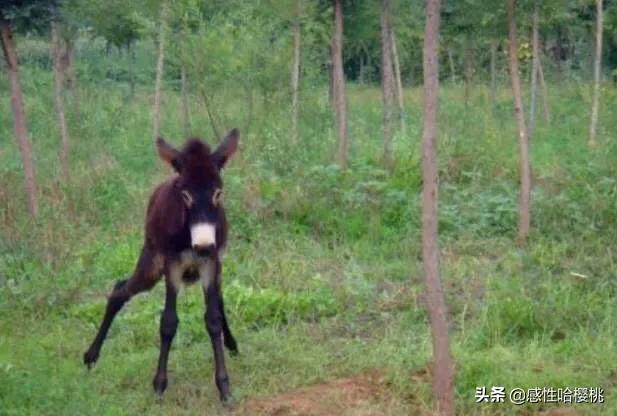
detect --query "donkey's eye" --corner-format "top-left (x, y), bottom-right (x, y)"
top-left (212, 188), bottom-right (223, 206)
top-left (181, 190), bottom-right (194, 207)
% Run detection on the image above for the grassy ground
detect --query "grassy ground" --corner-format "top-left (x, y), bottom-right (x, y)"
top-left (1, 66), bottom-right (617, 415)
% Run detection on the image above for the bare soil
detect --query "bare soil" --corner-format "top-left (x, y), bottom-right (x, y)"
top-left (235, 371), bottom-right (419, 416)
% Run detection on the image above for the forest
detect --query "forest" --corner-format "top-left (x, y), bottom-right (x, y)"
top-left (1, 0), bottom-right (617, 415)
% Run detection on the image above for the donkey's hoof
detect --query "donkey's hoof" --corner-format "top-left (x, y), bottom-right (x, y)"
top-left (83, 349), bottom-right (99, 369)
top-left (221, 394), bottom-right (236, 408)
top-left (153, 376), bottom-right (168, 395)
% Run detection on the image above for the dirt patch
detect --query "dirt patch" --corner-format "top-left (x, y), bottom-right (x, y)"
top-left (236, 371), bottom-right (421, 416)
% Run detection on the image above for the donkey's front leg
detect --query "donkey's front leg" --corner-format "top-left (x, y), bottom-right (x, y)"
top-left (204, 259), bottom-right (232, 404)
top-left (153, 278), bottom-right (179, 395)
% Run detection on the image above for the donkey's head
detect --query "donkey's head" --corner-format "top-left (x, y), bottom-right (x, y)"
top-left (156, 129), bottom-right (239, 257)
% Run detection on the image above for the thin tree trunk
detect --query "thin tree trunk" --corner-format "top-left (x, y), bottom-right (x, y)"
top-left (490, 38), bottom-right (497, 110)
top-left (51, 22), bottom-right (70, 179)
top-left (152, 0), bottom-right (168, 141)
top-left (537, 56), bottom-right (550, 122)
top-left (0, 17), bottom-right (38, 217)
top-left (359, 55), bottom-right (366, 84)
top-left (447, 48), bottom-right (455, 84)
top-left (391, 30), bottom-right (405, 135)
top-left (65, 38), bottom-right (80, 119)
top-left (589, 0), bottom-right (603, 147)
top-left (380, 0), bottom-right (395, 170)
top-left (291, 0), bottom-right (302, 143)
top-left (507, 0), bottom-right (531, 245)
top-left (554, 27), bottom-right (563, 81)
top-left (200, 86), bottom-right (221, 141)
top-left (332, 0), bottom-right (348, 170)
top-left (464, 38), bottom-right (473, 106)
top-left (529, 1), bottom-right (539, 140)
top-left (422, 1), bottom-right (455, 415)
top-left (180, 64), bottom-right (191, 136)
top-left (129, 42), bottom-right (136, 98)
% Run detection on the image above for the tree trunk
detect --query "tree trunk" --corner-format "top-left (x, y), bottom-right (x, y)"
top-left (65, 38), bottom-right (80, 119)
top-left (51, 21), bottom-right (71, 179)
top-left (528, 1), bottom-right (539, 140)
top-left (490, 38), bottom-right (497, 111)
top-left (447, 48), bottom-right (455, 84)
top-left (554, 27), bottom-right (563, 81)
top-left (380, 0), bottom-right (395, 170)
top-left (0, 17), bottom-right (39, 217)
top-left (422, 1), bottom-right (455, 415)
top-left (129, 42), bottom-right (136, 98)
top-left (291, 0), bottom-right (302, 143)
top-left (537, 56), bottom-right (551, 123)
top-left (391, 30), bottom-right (405, 135)
top-left (464, 38), bottom-right (473, 106)
top-left (152, 0), bottom-right (168, 141)
top-left (589, 0), bottom-right (603, 147)
top-left (181, 64), bottom-right (191, 136)
top-left (332, 0), bottom-right (348, 170)
top-left (507, 0), bottom-right (531, 245)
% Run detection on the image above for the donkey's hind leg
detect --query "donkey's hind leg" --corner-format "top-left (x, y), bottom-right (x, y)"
top-left (83, 246), bottom-right (163, 368)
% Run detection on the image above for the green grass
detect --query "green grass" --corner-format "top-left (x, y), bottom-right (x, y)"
top-left (2, 62), bottom-right (617, 415)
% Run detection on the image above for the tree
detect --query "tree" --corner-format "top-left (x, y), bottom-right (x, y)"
top-left (507, 0), bottom-right (531, 245)
top-left (153, 0), bottom-right (169, 141)
top-left (177, 64), bottom-right (190, 136)
top-left (589, 0), bottom-right (603, 147)
top-left (529, 0), bottom-right (540, 140)
top-left (291, 0), bottom-right (302, 143)
top-left (0, 4), bottom-right (43, 217)
top-left (332, 0), bottom-right (348, 169)
top-left (380, 0), bottom-right (395, 170)
top-left (391, 30), bottom-right (405, 134)
top-left (490, 38), bottom-right (498, 110)
top-left (51, 20), bottom-right (71, 179)
top-left (528, 0), bottom-right (551, 138)
top-left (421, 0), bottom-right (455, 415)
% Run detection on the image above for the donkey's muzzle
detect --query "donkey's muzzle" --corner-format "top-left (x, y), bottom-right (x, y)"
top-left (193, 243), bottom-right (215, 258)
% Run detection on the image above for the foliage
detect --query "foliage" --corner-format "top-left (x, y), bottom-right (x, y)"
top-left (2, 1), bottom-right (617, 414)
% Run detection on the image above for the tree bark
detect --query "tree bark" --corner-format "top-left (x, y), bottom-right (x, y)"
top-left (537, 56), bottom-right (550, 123)
top-left (528, 1), bottom-right (539, 140)
top-left (589, 0), bottom-right (603, 147)
top-left (332, 0), bottom-right (348, 170)
top-left (181, 64), bottom-right (191, 136)
top-left (152, 0), bottom-right (168, 141)
top-left (51, 21), bottom-right (71, 179)
top-left (490, 38), bottom-right (497, 111)
top-left (0, 16), bottom-right (39, 217)
top-left (422, 1), bottom-right (455, 415)
top-left (380, 0), bottom-right (395, 170)
top-left (391, 30), bottom-right (405, 135)
top-left (291, 0), bottom-right (301, 143)
top-left (507, 0), bottom-right (531, 245)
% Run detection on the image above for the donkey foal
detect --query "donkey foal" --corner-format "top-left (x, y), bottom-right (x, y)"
top-left (83, 129), bottom-right (240, 404)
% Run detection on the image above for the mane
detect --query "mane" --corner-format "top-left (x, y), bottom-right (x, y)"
top-left (180, 138), bottom-right (219, 185)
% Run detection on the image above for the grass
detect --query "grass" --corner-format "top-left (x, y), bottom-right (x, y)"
top-left (1, 56), bottom-right (617, 415)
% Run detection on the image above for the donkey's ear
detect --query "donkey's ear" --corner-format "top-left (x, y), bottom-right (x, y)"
top-left (213, 128), bottom-right (239, 170)
top-left (157, 137), bottom-right (182, 172)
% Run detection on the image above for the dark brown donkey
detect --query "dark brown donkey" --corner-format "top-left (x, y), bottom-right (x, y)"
top-left (83, 129), bottom-right (240, 404)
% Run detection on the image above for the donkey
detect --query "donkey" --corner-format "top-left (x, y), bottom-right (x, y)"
top-left (83, 129), bottom-right (240, 404)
